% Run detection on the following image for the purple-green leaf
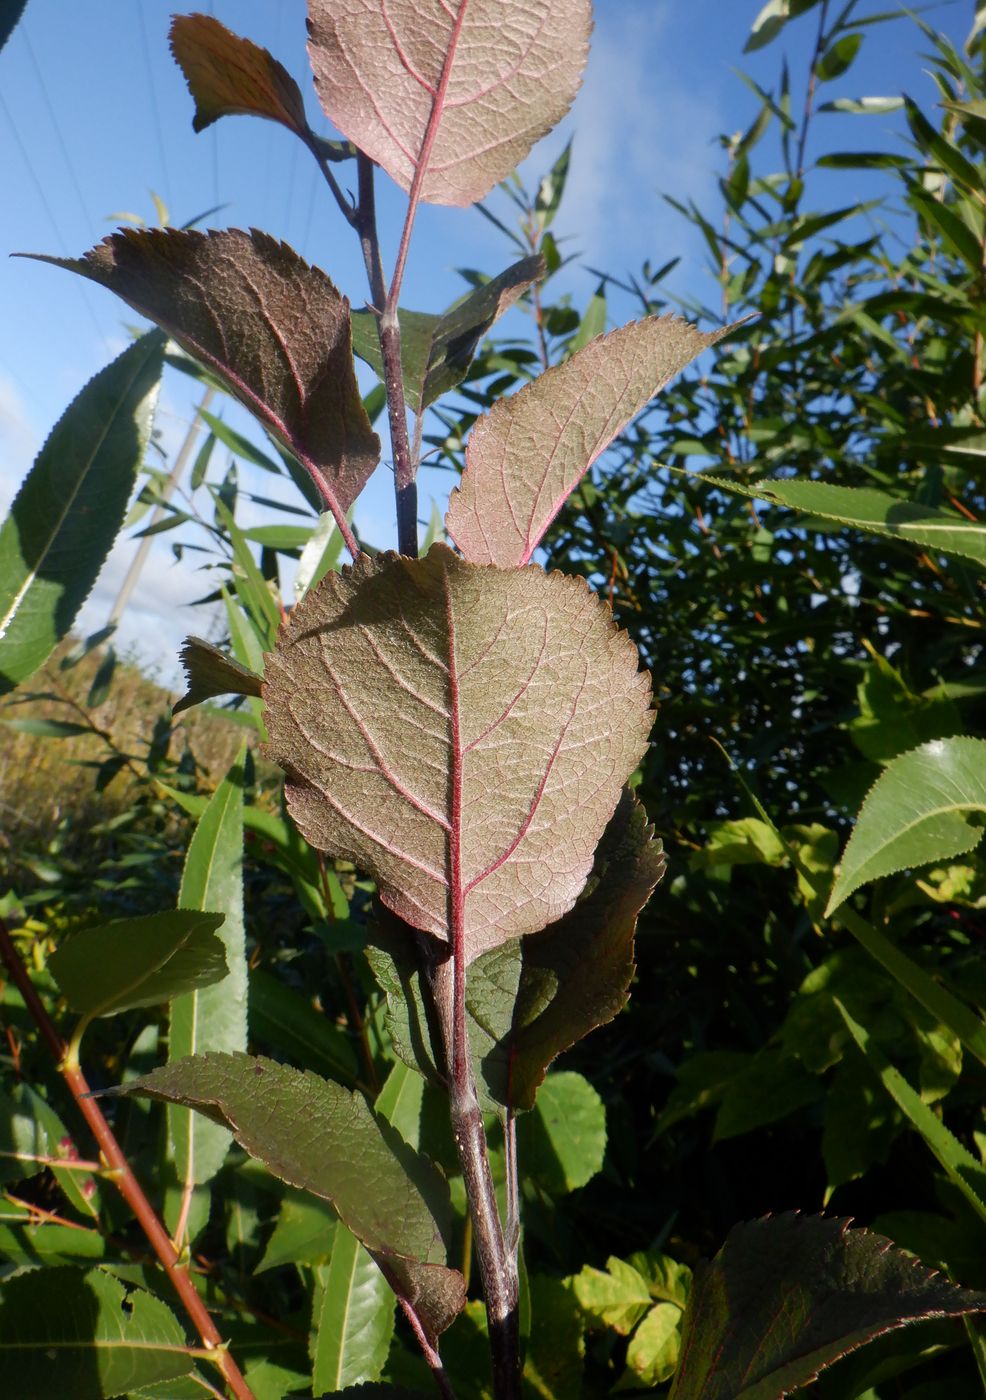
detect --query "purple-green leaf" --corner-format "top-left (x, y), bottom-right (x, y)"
top-left (170, 13), bottom-right (312, 139)
top-left (669, 1213), bottom-right (986, 1400)
top-left (307, 0), bottom-right (591, 208)
top-left (26, 228), bottom-right (379, 517)
top-left (446, 315), bottom-right (736, 566)
top-left (263, 544), bottom-right (652, 964)
top-left (173, 635), bottom-right (263, 715)
top-left (121, 1052), bottom-right (465, 1339)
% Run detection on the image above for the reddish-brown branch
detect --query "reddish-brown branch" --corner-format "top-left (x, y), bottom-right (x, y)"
top-left (0, 918), bottom-right (256, 1400)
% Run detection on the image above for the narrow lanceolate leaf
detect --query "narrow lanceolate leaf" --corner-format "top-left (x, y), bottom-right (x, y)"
top-left (447, 316), bottom-right (734, 566)
top-left (350, 254), bottom-right (545, 415)
top-left (29, 229), bottom-right (379, 516)
top-left (311, 1226), bottom-right (396, 1392)
top-left (170, 13), bottom-right (312, 138)
top-left (826, 738), bottom-right (986, 915)
top-left (0, 1266), bottom-right (195, 1397)
top-left (668, 1214), bottom-right (986, 1400)
top-left (835, 1000), bottom-right (986, 1224)
top-left (122, 1053), bottom-right (466, 1339)
top-left (173, 635), bottom-right (263, 715)
top-left (49, 910), bottom-right (227, 1020)
top-left (0, 331), bottom-right (164, 695)
top-left (683, 473), bottom-right (986, 570)
top-left (263, 544), bottom-right (652, 964)
top-left (307, 0), bottom-right (591, 207)
top-left (169, 750), bottom-right (247, 1186)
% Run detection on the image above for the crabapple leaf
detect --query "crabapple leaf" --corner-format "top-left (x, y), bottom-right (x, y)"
top-left (48, 910), bottom-right (227, 1019)
top-left (446, 315), bottom-right (737, 566)
top-left (668, 1213), bottom-right (986, 1400)
top-left (170, 13), bottom-right (311, 139)
top-left (350, 254), bottom-right (545, 415)
top-left (27, 228), bottom-right (379, 515)
top-left (263, 544), bottom-right (652, 963)
top-left (121, 1053), bottom-right (465, 1339)
top-left (173, 635), bottom-right (263, 715)
top-left (306, 0), bottom-right (591, 207)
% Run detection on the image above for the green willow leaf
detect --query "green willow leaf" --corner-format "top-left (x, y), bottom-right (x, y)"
top-left (121, 1052), bottom-right (466, 1340)
top-left (668, 1215), bottom-right (986, 1400)
top-left (680, 471), bottom-right (986, 568)
top-left (311, 1226), bottom-right (396, 1392)
top-left (835, 1000), bottom-right (986, 1224)
top-left (0, 1266), bottom-right (195, 1398)
top-left (0, 331), bottom-right (164, 695)
top-left (49, 910), bottom-right (227, 1021)
top-left (248, 969), bottom-right (359, 1087)
top-left (826, 738), bottom-right (986, 914)
top-left (350, 254), bottom-right (544, 416)
top-left (169, 749), bottom-right (248, 1188)
top-left (173, 636), bottom-right (263, 715)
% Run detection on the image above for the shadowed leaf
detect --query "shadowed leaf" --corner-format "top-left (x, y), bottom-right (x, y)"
top-left (49, 910), bottom-right (227, 1020)
top-left (447, 316), bottom-right (735, 566)
top-left (668, 1214), bottom-right (986, 1400)
top-left (0, 1267), bottom-right (194, 1397)
top-left (28, 229), bottom-right (379, 517)
top-left (122, 1052), bottom-right (465, 1339)
top-left (307, 0), bottom-right (591, 207)
top-left (174, 636), bottom-right (263, 714)
top-left (350, 254), bottom-right (545, 415)
top-left (170, 13), bottom-right (312, 138)
top-left (827, 738), bottom-right (986, 914)
top-left (0, 332), bottom-right (164, 695)
top-left (263, 544), bottom-right (651, 964)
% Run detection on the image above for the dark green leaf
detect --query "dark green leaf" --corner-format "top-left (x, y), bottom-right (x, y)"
top-left (0, 1266), bottom-right (195, 1397)
top-left (0, 332), bottom-right (164, 694)
top-left (0, 0), bottom-right (26, 54)
top-left (49, 910), bottom-right (227, 1021)
top-left (248, 969), bottom-right (359, 1087)
top-left (668, 1215), bottom-right (986, 1400)
top-left (122, 1053), bottom-right (466, 1338)
top-left (173, 636), bottom-right (263, 715)
top-left (816, 33), bottom-right (863, 82)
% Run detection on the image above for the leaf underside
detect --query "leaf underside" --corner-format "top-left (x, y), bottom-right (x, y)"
top-left (170, 12), bottom-right (311, 138)
top-left (447, 315), bottom-right (737, 567)
top-left (306, 0), bottom-right (591, 206)
top-left (27, 228), bottom-right (379, 516)
top-left (263, 544), bottom-right (652, 964)
top-left (123, 1052), bottom-right (465, 1338)
top-left (173, 635), bottom-right (263, 714)
top-left (669, 1213), bottom-right (986, 1400)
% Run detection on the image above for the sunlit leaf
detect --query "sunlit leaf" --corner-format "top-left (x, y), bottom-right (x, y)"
top-left (307, 0), bottom-right (590, 207)
top-left (169, 749), bottom-right (248, 1187)
top-left (122, 1052), bottom-right (466, 1339)
top-left (448, 317), bottom-right (735, 566)
top-left (170, 13), bottom-right (312, 139)
top-left (669, 1214), bottom-right (986, 1400)
top-left (311, 1226), bottom-right (396, 1391)
top-left (0, 332), bottom-right (163, 694)
top-left (264, 545), bottom-right (651, 964)
top-left (827, 738), bottom-right (986, 914)
top-left (516, 1071), bottom-right (605, 1194)
top-left (49, 910), bottom-right (227, 1020)
top-left (28, 229), bottom-right (379, 517)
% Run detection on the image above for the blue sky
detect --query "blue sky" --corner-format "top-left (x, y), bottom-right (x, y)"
top-left (0, 0), bottom-right (972, 683)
